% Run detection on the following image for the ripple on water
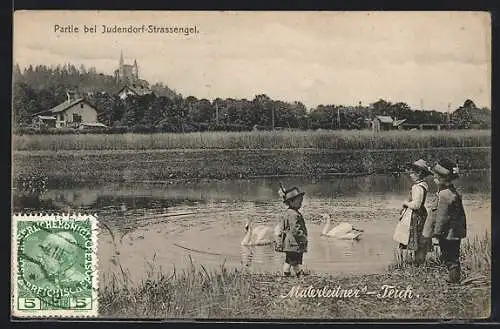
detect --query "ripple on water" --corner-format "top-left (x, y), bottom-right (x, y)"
top-left (12, 174), bottom-right (490, 283)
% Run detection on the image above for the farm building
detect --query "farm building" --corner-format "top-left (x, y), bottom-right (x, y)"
top-left (370, 116), bottom-right (406, 132)
top-left (117, 82), bottom-right (153, 99)
top-left (32, 91), bottom-right (102, 128)
top-left (32, 115), bottom-right (57, 128)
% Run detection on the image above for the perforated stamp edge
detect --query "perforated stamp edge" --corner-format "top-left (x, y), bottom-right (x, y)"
top-left (11, 213), bottom-right (99, 318)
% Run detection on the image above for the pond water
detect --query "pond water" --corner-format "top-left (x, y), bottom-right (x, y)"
top-left (12, 172), bottom-right (491, 284)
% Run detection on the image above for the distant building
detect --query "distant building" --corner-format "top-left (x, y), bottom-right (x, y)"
top-left (371, 115), bottom-right (406, 132)
top-left (114, 51), bottom-right (139, 84)
top-left (114, 51), bottom-right (153, 99)
top-left (32, 115), bottom-right (57, 128)
top-left (32, 91), bottom-right (102, 128)
top-left (117, 83), bottom-right (153, 99)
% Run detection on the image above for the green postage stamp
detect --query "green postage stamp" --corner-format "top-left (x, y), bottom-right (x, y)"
top-left (11, 214), bottom-right (99, 318)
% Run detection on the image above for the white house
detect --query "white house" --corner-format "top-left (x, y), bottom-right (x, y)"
top-left (33, 92), bottom-right (101, 128)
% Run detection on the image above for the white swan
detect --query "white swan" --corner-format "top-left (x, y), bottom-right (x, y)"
top-left (320, 214), bottom-right (363, 240)
top-left (241, 218), bottom-right (280, 246)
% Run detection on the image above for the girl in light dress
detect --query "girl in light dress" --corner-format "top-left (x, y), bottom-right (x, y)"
top-left (399, 159), bottom-right (434, 265)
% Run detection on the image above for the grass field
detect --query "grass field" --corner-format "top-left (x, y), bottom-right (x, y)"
top-left (12, 130), bottom-right (492, 183)
top-left (13, 130), bottom-right (491, 151)
top-left (13, 147), bottom-right (491, 184)
top-left (99, 231), bottom-right (491, 319)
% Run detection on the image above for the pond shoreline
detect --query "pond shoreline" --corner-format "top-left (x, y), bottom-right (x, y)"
top-left (100, 269), bottom-right (491, 319)
top-left (12, 147), bottom-right (491, 185)
top-left (99, 234), bottom-right (491, 319)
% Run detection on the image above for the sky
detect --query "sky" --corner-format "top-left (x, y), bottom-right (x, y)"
top-left (13, 11), bottom-right (491, 111)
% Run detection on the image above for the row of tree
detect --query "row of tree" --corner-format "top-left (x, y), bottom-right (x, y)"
top-left (12, 64), bottom-right (491, 131)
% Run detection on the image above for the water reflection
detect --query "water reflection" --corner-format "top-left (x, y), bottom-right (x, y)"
top-left (12, 172), bottom-right (490, 212)
top-left (12, 172), bottom-right (491, 280)
top-left (240, 245), bottom-right (279, 268)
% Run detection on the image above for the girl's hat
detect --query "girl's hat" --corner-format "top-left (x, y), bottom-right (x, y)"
top-left (407, 159), bottom-right (433, 177)
top-left (278, 184), bottom-right (305, 203)
top-left (432, 158), bottom-right (460, 180)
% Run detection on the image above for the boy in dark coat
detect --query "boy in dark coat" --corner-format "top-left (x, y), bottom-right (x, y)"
top-left (431, 158), bottom-right (467, 284)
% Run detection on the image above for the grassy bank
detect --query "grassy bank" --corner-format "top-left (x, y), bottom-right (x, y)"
top-left (13, 130), bottom-right (490, 151)
top-left (13, 147), bottom-right (491, 184)
top-left (99, 232), bottom-right (491, 319)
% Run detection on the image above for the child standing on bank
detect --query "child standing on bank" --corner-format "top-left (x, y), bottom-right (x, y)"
top-left (431, 158), bottom-right (467, 284)
top-left (275, 185), bottom-right (308, 277)
top-left (400, 159), bottom-right (434, 266)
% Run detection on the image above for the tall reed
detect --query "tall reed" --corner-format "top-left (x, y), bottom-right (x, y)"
top-left (389, 231), bottom-right (491, 275)
top-left (100, 255), bottom-right (252, 318)
top-left (14, 130), bottom-right (491, 151)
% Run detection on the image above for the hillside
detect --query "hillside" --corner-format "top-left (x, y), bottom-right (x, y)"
top-left (13, 63), bottom-right (180, 100)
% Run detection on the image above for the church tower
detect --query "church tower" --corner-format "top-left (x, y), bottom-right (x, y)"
top-left (115, 51), bottom-right (124, 83)
top-left (119, 51), bottom-right (124, 67)
top-left (133, 59), bottom-right (139, 79)
top-left (119, 51), bottom-right (124, 77)
top-left (114, 51), bottom-right (142, 85)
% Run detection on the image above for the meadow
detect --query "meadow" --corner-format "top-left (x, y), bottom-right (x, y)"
top-left (13, 129), bottom-right (491, 151)
top-left (12, 130), bottom-right (491, 183)
top-left (99, 231), bottom-right (491, 319)
top-left (13, 147), bottom-right (491, 184)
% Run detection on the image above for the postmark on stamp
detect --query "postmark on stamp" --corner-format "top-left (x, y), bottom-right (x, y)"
top-left (11, 213), bottom-right (99, 318)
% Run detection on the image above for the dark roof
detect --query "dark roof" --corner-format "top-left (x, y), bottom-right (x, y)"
top-left (375, 115), bottom-right (394, 123)
top-left (118, 84), bottom-right (153, 96)
top-left (47, 98), bottom-right (85, 114)
top-left (32, 98), bottom-right (96, 117)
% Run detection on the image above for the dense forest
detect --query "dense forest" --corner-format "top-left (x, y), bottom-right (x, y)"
top-left (12, 63), bottom-right (491, 132)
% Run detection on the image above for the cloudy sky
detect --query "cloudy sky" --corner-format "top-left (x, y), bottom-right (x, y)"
top-left (13, 11), bottom-right (491, 111)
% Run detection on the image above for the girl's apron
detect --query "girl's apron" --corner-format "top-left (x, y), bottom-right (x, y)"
top-left (401, 181), bottom-right (431, 251)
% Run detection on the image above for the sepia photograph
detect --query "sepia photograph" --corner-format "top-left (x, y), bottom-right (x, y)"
top-left (11, 11), bottom-right (491, 320)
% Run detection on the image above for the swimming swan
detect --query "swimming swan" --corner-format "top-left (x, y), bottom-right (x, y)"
top-left (320, 214), bottom-right (363, 240)
top-left (241, 218), bottom-right (280, 246)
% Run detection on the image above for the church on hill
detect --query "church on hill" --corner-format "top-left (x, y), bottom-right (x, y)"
top-left (114, 51), bottom-right (140, 83)
top-left (114, 51), bottom-right (153, 99)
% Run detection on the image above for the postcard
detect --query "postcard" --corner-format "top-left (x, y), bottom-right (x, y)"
top-left (11, 10), bottom-right (491, 320)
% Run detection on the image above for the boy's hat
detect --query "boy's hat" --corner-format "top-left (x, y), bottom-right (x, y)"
top-left (432, 158), bottom-right (459, 180)
top-left (278, 183), bottom-right (305, 203)
top-left (407, 159), bottom-right (433, 177)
